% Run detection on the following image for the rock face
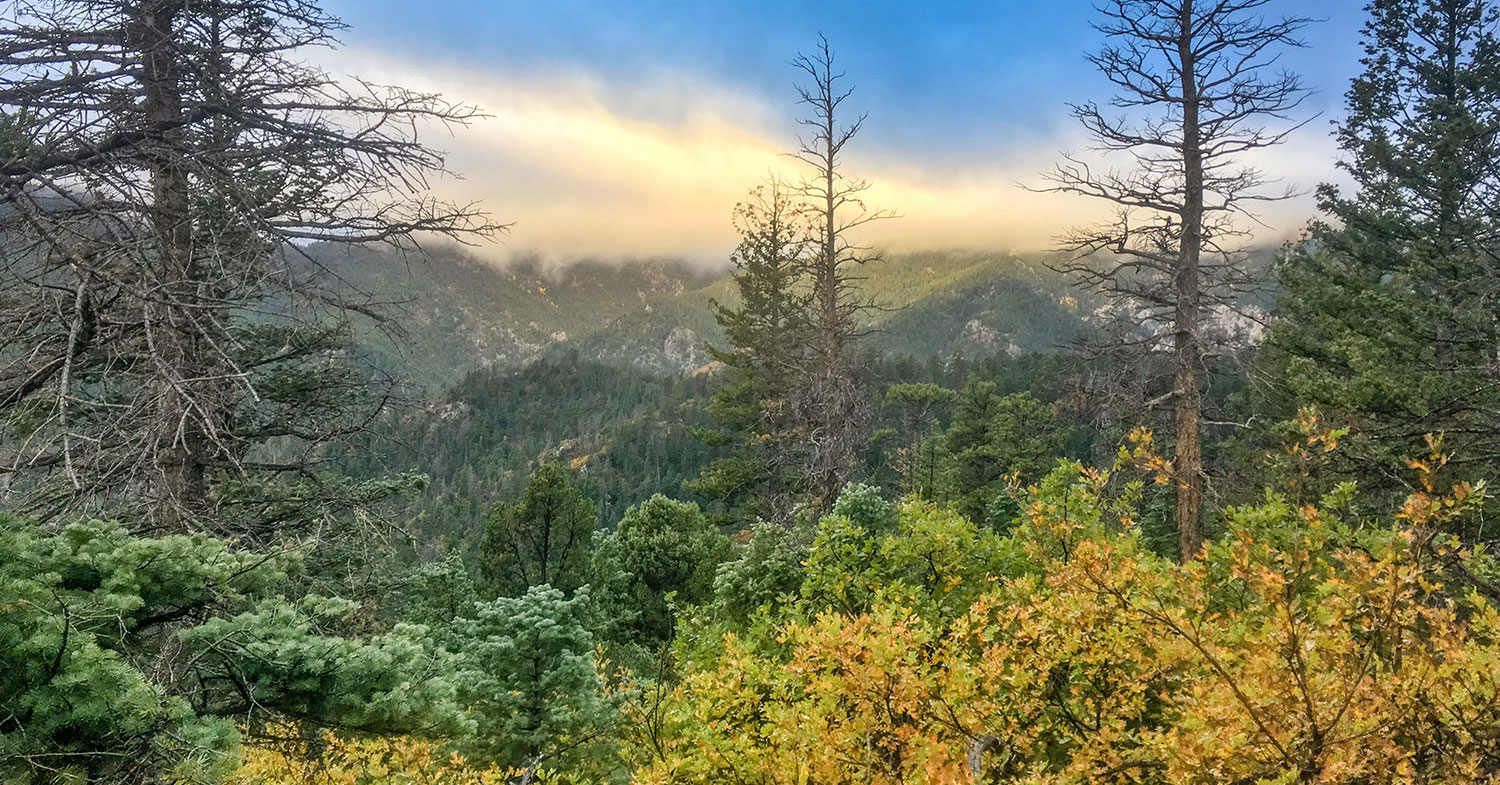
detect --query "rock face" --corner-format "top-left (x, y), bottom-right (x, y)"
top-left (963, 319), bottom-right (1000, 348)
top-left (662, 327), bottom-right (707, 374)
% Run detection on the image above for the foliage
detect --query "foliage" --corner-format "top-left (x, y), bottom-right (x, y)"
top-left (595, 496), bottom-right (732, 647)
top-left (710, 524), bottom-right (807, 627)
top-left (231, 728), bottom-right (516, 785)
top-left (942, 379), bottom-right (1069, 528)
top-left (1266, 0), bottom-right (1500, 510)
top-left (479, 464), bottom-right (598, 598)
top-left (450, 586), bottom-right (618, 776)
top-left (0, 515), bottom-right (458, 784)
top-left (635, 465), bottom-right (1500, 784)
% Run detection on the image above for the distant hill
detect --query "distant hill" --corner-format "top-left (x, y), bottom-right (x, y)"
top-left (307, 243), bottom-right (1093, 388)
top-left (340, 353), bottom-right (717, 540)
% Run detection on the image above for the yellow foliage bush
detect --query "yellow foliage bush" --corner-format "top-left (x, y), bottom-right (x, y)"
top-left (228, 726), bottom-right (517, 785)
top-left (634, 467), bottom-right (1500, 785)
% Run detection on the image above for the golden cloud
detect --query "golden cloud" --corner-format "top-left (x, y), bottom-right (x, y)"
top-left (321, 49), bottom-right (1331, 263)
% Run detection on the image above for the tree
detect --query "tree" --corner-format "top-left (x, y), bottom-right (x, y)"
top-left (1266, 0), bottom-right (1500, 507)
top-left (452, 585), bottom-right (617, 778)
top-left (596, 495), bottom-right (731, 646)
top-left (786, 36), bottom-right (894, 512)
top-left (882, 382), bottom-right (955, 498)
top-left (637, 467), bottom-right (1500, 785)
top-left (0, 0), bottom-right (501, 534)
top-left (1043, 0), bottom-right (1310, 558)
top-left (943, 380), bottom-right (1068, 528)
top-left (479, 463), bottom-right (597, 598)
top-left (0, 515), bottom-right (462, 784)
top-left (688, 177), bottom-right (812, 526)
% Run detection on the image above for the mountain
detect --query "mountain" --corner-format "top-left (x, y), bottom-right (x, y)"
top-left (309, 244), bottom-right (1092, 389)
top-left (341, 353), bottom-right (717, 541)
top-left (303, 243), bottom-right (721, 390)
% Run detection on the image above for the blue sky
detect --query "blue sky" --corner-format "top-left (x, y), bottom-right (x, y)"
top-left (316, 1), bottom-right (1374, 260)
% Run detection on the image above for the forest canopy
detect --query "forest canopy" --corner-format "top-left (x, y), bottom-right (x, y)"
top-left (3, 1), bottom-right (1499, 784)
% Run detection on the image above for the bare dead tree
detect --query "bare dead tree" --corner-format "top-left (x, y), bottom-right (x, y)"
top-left (1040, 0), bottom-right (1309, 558)
top-left (0, 0), bottom-right (505, 536)
top-left (787, 35), bottom-right (896, 511)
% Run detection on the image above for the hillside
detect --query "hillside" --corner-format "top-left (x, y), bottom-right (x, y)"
top-left (311, 244), bottom-right (1092, 387)
top-left (304, 243), bottom-right (721, 389)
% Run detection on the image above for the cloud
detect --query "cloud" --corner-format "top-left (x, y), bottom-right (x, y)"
top-left (319, 48), bottom-right (1337, 265)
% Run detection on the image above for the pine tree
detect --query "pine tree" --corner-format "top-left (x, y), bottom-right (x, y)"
top-left (688, 178), bottom-right (812, 525)
top-left (883, 382), bottom-right (956, 498)
top-left (594, 495), bottom-right (731, 646)
top-left (942, 378), bottom-right (1068, 527)
top-left (1043, 0), bottom-right (1309, 558)
top-left (479, 463), bottom-right (597, 598)
top-left (1266, 0), bottom-right (1500, 504)
top-left (452, 585), bottom-right (615, 776)
top-left (786, 36), bottom-right (894, 512)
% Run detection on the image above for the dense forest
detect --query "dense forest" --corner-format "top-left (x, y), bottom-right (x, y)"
top-left (3, 1), bottom-right (1500, 784)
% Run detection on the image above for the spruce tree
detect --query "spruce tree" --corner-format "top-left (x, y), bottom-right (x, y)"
top-left (688, 178), bottom-right (812, 526)
top-left (942, 378), bottom-right (1068, 527)
top-left (1266, 0), bottom-right (1500, 504)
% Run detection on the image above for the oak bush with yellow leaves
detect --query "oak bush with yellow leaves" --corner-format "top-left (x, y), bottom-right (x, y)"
top-left (632, 460), bottom-right (1500, 785)
top-left (229, 726), bottom-right (528, 785)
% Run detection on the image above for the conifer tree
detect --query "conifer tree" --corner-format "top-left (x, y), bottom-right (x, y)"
top-left (453, 586), bottom-right (616, 778)
top-left (688, 178), bottom-right (812, 525)
top-left (786, 36), bottom-right (893, 512)
top-left (943, 378), bottom-right (1068, 527)
top-left (883, 382), bottom-right (955, 498)
top-left (595, 495), bottom-right (730, 646)
top-left (1266, 0), bottom-right (1500, 504)
top-left (479, 463), bottom-right (597, 598)
top-left (1044, 0), bottom-right (1309, 558)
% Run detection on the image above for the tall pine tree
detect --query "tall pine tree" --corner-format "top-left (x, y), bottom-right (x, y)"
top-left (1266, 0), bottom-right (1500, 505)
top-left (688, 178), bottom-right (812, 526)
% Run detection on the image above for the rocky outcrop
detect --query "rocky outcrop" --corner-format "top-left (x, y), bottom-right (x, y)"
top-left (663, 327), bottom-right (707, 374)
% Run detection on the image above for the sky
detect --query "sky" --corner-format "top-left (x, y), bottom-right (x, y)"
top-left (316, 1), bottom-right (1372, 265)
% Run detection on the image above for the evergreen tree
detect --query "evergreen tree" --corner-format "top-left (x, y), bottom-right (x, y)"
top-left (943, 378), bottom-right (1005, 524)
top-left (452, 585), bottom-right (615, 777)
top-left (1267, 0), bottom-right (1500, 506)
top-left (0, 515), bottom-right (462, 784)
top-left (688, 178), bottom-right (812, 526)
top-left (479, 463), bottom-right (597, 598)
top-left (883, 382), bottom-right (955, 498)
top-left (595, 495), bottom-right (731, 646)
top-left (943, 378), bottom-right (1068, 527)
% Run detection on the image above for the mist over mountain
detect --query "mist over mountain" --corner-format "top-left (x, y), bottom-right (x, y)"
top-left (309, 243), bottom-right (1096, 389)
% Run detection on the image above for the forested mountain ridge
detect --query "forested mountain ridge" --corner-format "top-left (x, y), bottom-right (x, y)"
top-left (8, 1), bottom-right (1500, 783)
top-left (311, 243), bottom-right (1093, 387)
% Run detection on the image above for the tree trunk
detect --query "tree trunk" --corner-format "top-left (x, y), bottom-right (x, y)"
top-left (1174, 0), bottom-right (1206, 560)
top-left (134, 0), bottom-right (211, 529)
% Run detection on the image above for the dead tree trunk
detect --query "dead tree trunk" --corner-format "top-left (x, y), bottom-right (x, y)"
top-left (1039, 0), bottom-right (1309, 560)
top-left (1173, 0), bottom-right (1206, 557)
